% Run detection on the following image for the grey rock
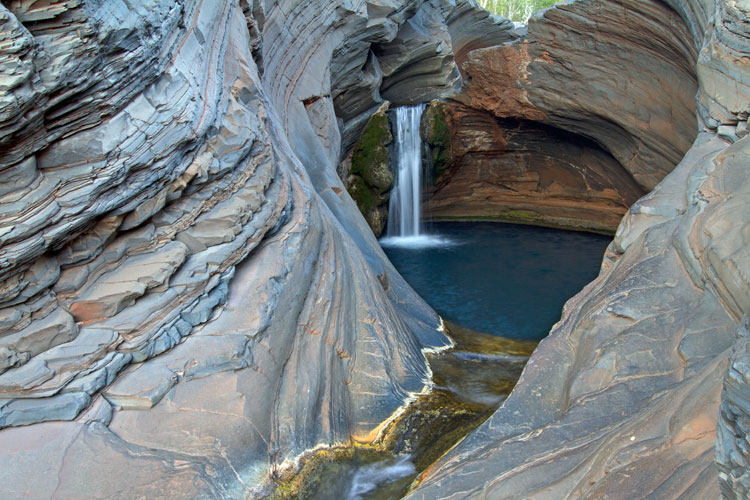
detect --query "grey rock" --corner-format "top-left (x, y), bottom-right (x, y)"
top-left (717, 317), bottom-right (750, 499)
top-left (0, 0), bottom-right (457, 496)
top-left (0, 392), bottom-right (90, 427)
top-left (0, 306), bottom-right (78, 374)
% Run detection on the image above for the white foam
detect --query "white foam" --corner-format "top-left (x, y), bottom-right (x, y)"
top-left (379, 234), bottom-right (456, 249)
top-left (348, 455), bottom-right (416, 500)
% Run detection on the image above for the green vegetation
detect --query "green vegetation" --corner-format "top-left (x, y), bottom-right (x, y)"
top-left (478, 0), bottom-right (562, 22)
top-left (502, 209), bottom-right (541, 218)
top-left (268, 321), bottom-right (537, 500)
top-left (351, 111), bottom-right (391, 188)
top-left (346, 108), bottom-right (393, 236)
top-left (348, 175), bottom-right (378, 220)
top-left (423, 102), bottom-right (452, 184)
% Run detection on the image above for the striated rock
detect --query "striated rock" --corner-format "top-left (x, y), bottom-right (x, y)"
top-left (421, 100), bottom-right (645, 233)
top-left (0, 0), bottom-right (518, 497)
top-left (456, 0), bottom-right (699, 192)
top-left (331, 0), bottom-right (516, 154)
top-left (717, 317), bottom-right (750, 499)
top-left (0, 0), bottom-right (746, 499)
top-left (408, 1), bottom-right (750, 499)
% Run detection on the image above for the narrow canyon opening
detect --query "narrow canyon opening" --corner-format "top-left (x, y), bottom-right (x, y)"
top-left (325, 0), bottom-right (703, 492)
top-left (2, 0), bottom-right (747, 498)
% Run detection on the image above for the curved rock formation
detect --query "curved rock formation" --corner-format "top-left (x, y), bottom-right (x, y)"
top-left (421, 100), bottom-right (645, 233)
top-left (408, 0), bottom-right (750, 498)
top-left (0, 0), bottom-right (508, 497)
top-left (717, 317), bottom-right (750, 499)
top-left (456, 0), bottom-right (699, 192)
top-left (1, 0), bottom-right (748, 498)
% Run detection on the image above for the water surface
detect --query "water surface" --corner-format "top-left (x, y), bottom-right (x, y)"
top-left (383, 221), bottom-right (611, 341)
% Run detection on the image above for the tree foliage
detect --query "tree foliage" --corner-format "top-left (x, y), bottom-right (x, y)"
top-left (478, 0), bottom-right (561, 22)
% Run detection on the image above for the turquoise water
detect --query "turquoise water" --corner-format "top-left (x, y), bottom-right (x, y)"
top-left (382, 222), bottom-right (612, 341)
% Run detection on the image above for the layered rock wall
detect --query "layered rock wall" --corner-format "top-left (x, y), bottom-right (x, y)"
top-left (421, 100), bottom-right (645, 233)
top-left (456, 0), bottom-right (700, 191)
top-left (0, 0), bottom-right (507, 497)
top-left (717, 317), bottom-right (750, 499)
top-left (408, 0), bottom-right (750, 498)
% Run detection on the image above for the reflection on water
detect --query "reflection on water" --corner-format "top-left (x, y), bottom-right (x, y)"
top-left (379, 234), bottom-right (456, 249)
top-left (383, 221), bottom-right (611, 341)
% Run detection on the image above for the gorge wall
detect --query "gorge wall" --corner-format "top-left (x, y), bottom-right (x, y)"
top-left (407, 0), bottom-right (750, 498)
top-left (0, 1), bottom-right (509, 497)
top-left (0, 0), bottom-right (747, 499)
top-left (420, 100), bottom-right (645, 233)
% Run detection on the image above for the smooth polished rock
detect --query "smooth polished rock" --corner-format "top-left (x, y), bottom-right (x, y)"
top-left (0, 0), bottom-right (462, 497)
top-left (456, 0), bottom-right (700, 192)
top-left (407, 0), bottom-right (750, 496)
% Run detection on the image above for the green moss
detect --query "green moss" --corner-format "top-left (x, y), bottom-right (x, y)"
top-left (348, 174), bottom-right (377, 219)
top-left (268, 446), bottom-right (363, 500)
top-left (346, 109), bottom-right (393, 235)
top-left (351, 111), bottom-right (391, 184)
top-left (267, 321), bottom-right (539, 499)
top-left (502, 210), bottom-right (541, 218)
top-left (424, 102), bottom-right (452, 183)
top-left (425, 215), bottom-right (616, 236)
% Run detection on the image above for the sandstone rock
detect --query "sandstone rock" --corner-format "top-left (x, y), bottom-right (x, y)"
top-left (421, 100), bottom-right (645, 233)
top-left (456, 0), bottom-right (700, 192)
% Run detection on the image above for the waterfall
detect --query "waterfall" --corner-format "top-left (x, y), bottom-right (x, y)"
top-left (387, 104), bottom-right (427, 238)
top-left (381, 104), bottom-right (451, 248)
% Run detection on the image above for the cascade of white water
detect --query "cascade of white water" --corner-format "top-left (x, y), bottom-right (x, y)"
top-left (386, 104), bottom-right (426, 238)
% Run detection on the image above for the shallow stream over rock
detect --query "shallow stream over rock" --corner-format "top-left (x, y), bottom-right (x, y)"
top-left (276, 324), bottom-right (536, 500)
top-left (275, 222), bottom-right (610, 498)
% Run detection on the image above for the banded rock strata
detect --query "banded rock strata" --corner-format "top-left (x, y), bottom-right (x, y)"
top-left (421, 100), bottom-right (645, 233)
top-left (408, 0), bottom-right (750, 498)
top-left (0, 0), bottom-right (507, 497)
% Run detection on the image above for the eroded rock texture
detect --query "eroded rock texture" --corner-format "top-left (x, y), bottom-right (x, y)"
top-left (717, 317), bottom-right (750, 499)
top-left (421, 100), bottom-right (645, 233)
top-left (0, 0), bottom-right (506, 497)
top-left (408, 0), bottom-right (750, 498)
top-left (456, 0), bottom-right (700, 192)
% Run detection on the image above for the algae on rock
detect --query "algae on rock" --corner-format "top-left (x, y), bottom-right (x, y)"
top-left (343, 105), bottom-right (394, 236)
top-left (421, 101), bottom-right (453, 185)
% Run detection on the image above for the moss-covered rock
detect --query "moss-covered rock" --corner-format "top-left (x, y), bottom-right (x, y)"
top-left (421, 100), bottom-right (453, 184)
top-left (344, 104), bottom-right (393, 236)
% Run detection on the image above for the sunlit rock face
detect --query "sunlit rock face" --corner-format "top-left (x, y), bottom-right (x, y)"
top-left (407, 1), bottom-right (750, 499)
top-left (0, 0), bottom-right (510, 497)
